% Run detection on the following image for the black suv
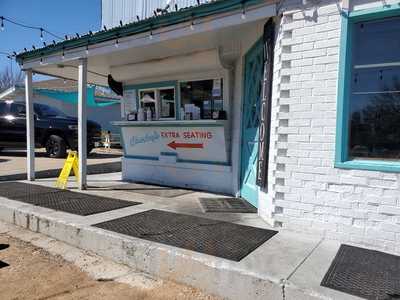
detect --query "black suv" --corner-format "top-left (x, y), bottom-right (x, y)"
top-left (0, 101), bottom-right (102, 158)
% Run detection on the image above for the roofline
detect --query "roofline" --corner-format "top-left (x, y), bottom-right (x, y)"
top-left (16, 0), bottom-right (272, 63)
top-left (0, 86), bottom-right (16, 99)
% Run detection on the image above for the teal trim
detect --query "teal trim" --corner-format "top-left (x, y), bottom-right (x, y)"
top-left (349, 3), bottom-right (400, 20)
top-left (125, 155), bottom-right (159, 161)
top-left (177, 158), bottom-right (230, 166)
top-left (160, 152), bottom-right (177, 156)
top-left (335, 12), bottom-right (352, 163)
top-left (335, 160), bottom-right (400, 173)
top-left (335, 5), bottom-right (400, 172)
top-left (124, 154), bottom-right (230, 166)
top-left (16, 0), bottom-right (265, 63)
top-left (116, 122), bottom-right (224, 127)
top-left (124, 81), bottom-right (177, 90)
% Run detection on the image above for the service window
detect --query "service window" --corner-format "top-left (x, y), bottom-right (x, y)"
top-left (138, 87), bottom-right (175, 120)
top-left (180, 79), bottom-right (223, 119)
top-left (159, 88), bottom-right (175, 119)
top-left (348, 16), bottom-right (400, 160)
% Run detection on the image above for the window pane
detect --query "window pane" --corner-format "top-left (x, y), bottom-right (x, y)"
top-left (352, 17), bottom-right (400, 66)
top-left (180, 79), bottom-right (223, 119)
top-left (139, 90), bottom-right (156, 115)
top-left (159, 88), bottom-right (175, 118)
top-left (0, 103), bottom-right (8, 115)
top-left (348, 17), bottom-right (400, 160)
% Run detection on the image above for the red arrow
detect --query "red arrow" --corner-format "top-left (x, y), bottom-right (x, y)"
top-left (167, 141), bottom-right (204, 150)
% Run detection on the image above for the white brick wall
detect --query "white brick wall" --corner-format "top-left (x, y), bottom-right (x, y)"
top-left (260, 0), bottom-right (400, 254)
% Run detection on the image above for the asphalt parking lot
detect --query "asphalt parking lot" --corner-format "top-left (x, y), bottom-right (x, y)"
top-left (0, 148), bottom-right (122, 181)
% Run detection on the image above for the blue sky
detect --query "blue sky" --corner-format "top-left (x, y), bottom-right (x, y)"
top-left (0, 0), bottom-right (101, 78)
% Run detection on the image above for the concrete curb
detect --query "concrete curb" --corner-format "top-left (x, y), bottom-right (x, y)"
top-left (0, 197), bottom-right (356, 300)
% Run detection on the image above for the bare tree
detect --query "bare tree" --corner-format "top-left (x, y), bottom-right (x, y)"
top-left (0, 66), bottom-right (24, 92)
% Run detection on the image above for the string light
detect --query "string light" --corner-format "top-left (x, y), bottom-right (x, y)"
top-left (0, 16), bottom-right (63, 40)
top-left (241, 3), bottom-right (246, 20)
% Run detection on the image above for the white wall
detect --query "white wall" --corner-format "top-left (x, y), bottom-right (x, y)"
top-left (261, 0), bottom-right (400, 254)
top-left (102, 0), bottom-right (209, 29)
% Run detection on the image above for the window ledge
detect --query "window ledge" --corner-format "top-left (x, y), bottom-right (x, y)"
top-left (335, 159), bottom-right (400, 173)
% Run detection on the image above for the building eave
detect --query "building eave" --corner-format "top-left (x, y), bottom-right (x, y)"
top-left (16, 0), bottom-right (274, 64)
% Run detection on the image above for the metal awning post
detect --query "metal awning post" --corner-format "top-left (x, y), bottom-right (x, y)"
top-left (78, 58), bottom-right (87, 190)
top-left (25, 69), bottom-right (35, 181)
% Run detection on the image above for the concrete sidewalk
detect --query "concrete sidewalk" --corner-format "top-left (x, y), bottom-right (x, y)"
top-left (0, 148), bottom-right (122, 181)
top-left (0, 173), bottom-right (362, 300)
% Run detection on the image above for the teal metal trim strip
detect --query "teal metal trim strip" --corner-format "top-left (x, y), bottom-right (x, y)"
top-left (125, 155), bottom-right (159, 161)
top-left (335, 12), bottom-right (351, 164)
top-left (160, 152), bottom-right (178, 156)
top-left (115, 122), bottom-right (224, 127)
top-left (177, 158), bottom-right (230, 166)
top-left (335, 160), bottom-right (400, 173)
top-left (16, 0), bottom-right (267, 63)
top-left (335, 5), bottom-right (400, 171)
top-left (349, 3), bottom-right (400, 20)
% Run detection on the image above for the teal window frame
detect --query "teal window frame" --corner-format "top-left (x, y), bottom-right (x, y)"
top-left (335, 4), bottom-right (400, 173)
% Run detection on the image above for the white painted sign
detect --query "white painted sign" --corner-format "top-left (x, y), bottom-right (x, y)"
top-left (121, 125), bottom-right (228, 163)
top-left (122, 89), bottom-right (137, 117)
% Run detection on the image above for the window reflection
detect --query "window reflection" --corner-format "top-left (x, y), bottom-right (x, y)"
top-left (348, 16), bottom-right (400, 161)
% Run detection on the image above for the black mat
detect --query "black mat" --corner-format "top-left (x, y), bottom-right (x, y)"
top-left (110, 183), bottom-right (193, 198)
top-left (14, 191), bottom-right (140, 216)
top-left (0, 182), bottom-right (60, 199)
top-left (0, 244), bottom-right (9, 251)
top-left (0, 181), bottom-right (141, 216)
top-left (199, 197), bottom-right (257, 213)
top-left (321, 244), bottom-right (400, 299)
top-left (0, 260), bottom-right (9, 269)
top-left (94, 209), bottom-right (277, 261)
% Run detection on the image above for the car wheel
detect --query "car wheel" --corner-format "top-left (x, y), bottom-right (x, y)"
top-left (45, 135), bottom-right (67, 158)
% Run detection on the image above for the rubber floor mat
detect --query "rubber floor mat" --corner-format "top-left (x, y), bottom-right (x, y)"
top-left (94, 209), bottom-right (277, 261)
top-left (199, 197), bottom-right (257, 213)
top-left (321, 244), bottom-right (400, 299)
top-left (0, 182), bottom-right (60, 199)
top-left (0, 260), bottom-right (9, 269)
top-left (110, 183), bottom-right (193, 198)
top-left (14, 191), bottom-right (141, 216)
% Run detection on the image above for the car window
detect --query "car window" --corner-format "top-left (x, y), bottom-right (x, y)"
top-left (0, 103), bottom-right (8, 115)
top-left (10, 103), bottom-right (26, 116)
top-left (34, 103), bottom-right (67, 118)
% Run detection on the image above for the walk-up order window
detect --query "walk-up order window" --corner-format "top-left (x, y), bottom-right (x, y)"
top-left (180, 78), bottom-right (224, 120)
top-left (138, 86), bottom-right (176, 120)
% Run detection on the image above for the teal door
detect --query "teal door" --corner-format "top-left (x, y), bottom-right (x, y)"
top-left (240, 38), bottom-right (264, 207)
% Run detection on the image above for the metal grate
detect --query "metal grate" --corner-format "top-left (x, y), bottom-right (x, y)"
top-left (321, 244), bottom-right (400, 300)
top-left (94, 209), bottom-right (277, 261)
top-left (199, 197), bottom-right (257, 213)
